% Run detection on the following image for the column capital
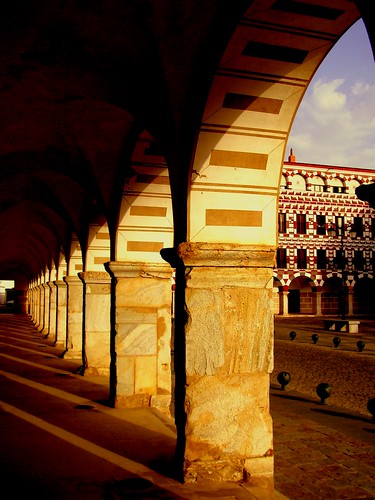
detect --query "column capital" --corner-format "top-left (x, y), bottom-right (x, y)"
top-left (54, 279), bottom-right (67, 287)
top-left (106, 261), bottom-right (171, 279)
top-left (78, 271), bottom-right (111, 284)
top-left (177, 242), bottom-right (276, 268)
top-left (63, 275), bottom-right (83, 285)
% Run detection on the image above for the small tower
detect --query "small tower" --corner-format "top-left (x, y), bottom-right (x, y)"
top-left (288, 148), bottom-right (296, 162)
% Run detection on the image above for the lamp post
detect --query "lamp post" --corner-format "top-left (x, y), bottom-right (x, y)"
top-left (327, 223), bottom-right (356, 319)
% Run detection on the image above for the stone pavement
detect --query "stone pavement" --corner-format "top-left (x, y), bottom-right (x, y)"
top-left (0, 313), bottom-right (374, 499)
top-left (0, 313), bottom-right (285, 499)
top-left (272, 315), bottom-right (375, 499)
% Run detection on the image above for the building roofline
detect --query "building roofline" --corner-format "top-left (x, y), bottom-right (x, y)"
top-left (284, 161), bottom-right (375, 176)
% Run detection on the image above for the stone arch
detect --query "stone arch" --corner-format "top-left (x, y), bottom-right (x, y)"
top-left (187, 1), bottom-right (360, 249)
top-left (116, 131), bottom-right (173, 264)
top-left (86, 218), bottom-right (111, 271)
top-left (288, 275), bottom-right (317, 314)
top-left (280, 173), bottom-right (288, 189)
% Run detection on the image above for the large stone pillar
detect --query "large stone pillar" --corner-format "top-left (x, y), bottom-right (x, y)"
top-left (41, 283), bottom-right (50, 336)
top-left (63, 275), bottom-right (84, 361)
top-left (36, 284), bottom-right (45, 332)
top-left (78, 271), bottom-right (111, 376)
top-left (55, 280), bottom-right (67, 349)
top-left (29, 287), bottom-right (36, 320)
top-left (47, 282), bottom-right (57, 342)
top-left (35, 286), bottom-right (41, 323)
top-left (177, 243), bottom-right (274, 490)
top-left (107, 262), bottom-right (172, 414)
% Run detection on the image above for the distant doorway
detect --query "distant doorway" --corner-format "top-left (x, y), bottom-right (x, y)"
top-left (288, 290), bottom-right (300, 313)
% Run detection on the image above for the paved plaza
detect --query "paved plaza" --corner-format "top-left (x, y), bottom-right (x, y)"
top-left (0, 313), bottom-right (374, 499)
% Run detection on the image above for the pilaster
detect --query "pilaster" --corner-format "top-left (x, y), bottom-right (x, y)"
top-left (177, 242), bottom-right (275, 490)
top-left (47, 282), bottom-right (57, 342)
top-left (63, 275), bottom-right (84, 361)
top-left (107, 262), bottom-right (173, 414)
top-left (41, 283), bottom-right (51, 335)
top-left (54, 280), bottom-right (67, 349)
top-left (78, 271), bottom-right (111, 376)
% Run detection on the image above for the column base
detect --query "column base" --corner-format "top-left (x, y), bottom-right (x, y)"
top-left (115, 393), bottom-right (151, 408)
top-left (184, 458), bottom-right (245, 483)
top-left (63, 350), bottom-right (82, 360)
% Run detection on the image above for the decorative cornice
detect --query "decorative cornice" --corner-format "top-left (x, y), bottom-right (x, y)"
top-left (106, 261), bottom-right (172, 279)
top-left (178, 242), bottom-right (276, 268)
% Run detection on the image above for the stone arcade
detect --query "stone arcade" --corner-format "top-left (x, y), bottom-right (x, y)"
top-left (0, 1), bottom-right (374, 494)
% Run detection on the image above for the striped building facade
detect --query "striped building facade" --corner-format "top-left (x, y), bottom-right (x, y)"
top-left (274, 151), bottom-right (375, 316)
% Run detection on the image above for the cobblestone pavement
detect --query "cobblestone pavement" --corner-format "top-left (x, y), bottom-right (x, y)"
top-left (272, 315), bottom-right (375, 499)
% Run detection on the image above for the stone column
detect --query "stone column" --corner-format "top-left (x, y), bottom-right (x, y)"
top-left (47, 282), bottom-right (57, 342)
top-left (177, 243), bottom-right (274, 490)
top-left (55, 280), bottom-right (67, 349)
top-left (41, 283), bottom-right (50, 336)
top-left (63, 275), bottom-right (84, 361)
top-left (347, 286), bottom-right (354, 316)
top-left (107, 262), bottom-right (172, 414)
top-left (29, 288), bottom-right (35, 319)
top-left (78, 271), bottom-right (111, 377)
top-left (32, 285), bottom-right (40, 326)
top-left (281, 289), bottom-right (289, 315)
top-left (36, 284), bottom-right (45, 332)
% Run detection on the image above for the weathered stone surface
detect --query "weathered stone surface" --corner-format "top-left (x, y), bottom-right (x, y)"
top-left (185, 373), bottom-right (272, 462)
top-left (185, 285), bottom-right (274, 376)
top-left (110, 263), bottom-right (172, 408)
top-left (184, 458), bottom-right (245, 483)
top-left (179, 243), bottom-right (274, 484)
top-left (178, 242), bottom-right (276, 269)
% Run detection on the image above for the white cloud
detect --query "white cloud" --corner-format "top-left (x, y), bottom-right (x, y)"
top-left (351, 81), bottom-right (371, 95)
top-left (287, 77), bottom-right (375, 169)
top-left (311, 78), bottom-right (346, 111)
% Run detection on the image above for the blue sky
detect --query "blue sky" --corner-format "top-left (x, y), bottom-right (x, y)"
top-left (286, 19), bottom-right (375, 169)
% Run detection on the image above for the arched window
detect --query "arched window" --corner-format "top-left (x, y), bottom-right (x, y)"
top-left (310, 175), bottom-right (326, 192)
top-left (291, 174), bottom-right (306, 191)
top-left (329, 177), bottom-right (345, 193)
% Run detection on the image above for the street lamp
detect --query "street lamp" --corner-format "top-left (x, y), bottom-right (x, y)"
top-left (327, 223), bottom-right (356, 319)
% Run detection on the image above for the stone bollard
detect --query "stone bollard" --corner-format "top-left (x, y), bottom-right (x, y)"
top-left (289, 331), bottom-right (297, 341)
top-left (277, 371), bottom-right (291, 391)
top-left (332, 336), bottom-right (341, 348)
top-left (316, 383), bottom-right (332, 404)
top-left (357, 340), bottom-right (365, 352)
top-left (311, 333), bottom-right (319, 344)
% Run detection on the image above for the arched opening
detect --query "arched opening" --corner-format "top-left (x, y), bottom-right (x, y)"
top-left (322, 276), bottom-right (345, 316)
top-left (353, 277), bottom-right (375, 314)
top-left (0, 279), bottom-right (16, 312)
top-left (288, 276), bottom-right (316, 314)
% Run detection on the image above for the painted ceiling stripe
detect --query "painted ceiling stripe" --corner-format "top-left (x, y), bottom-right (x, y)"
top-left (242, 40), bottom-right (308, 64)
